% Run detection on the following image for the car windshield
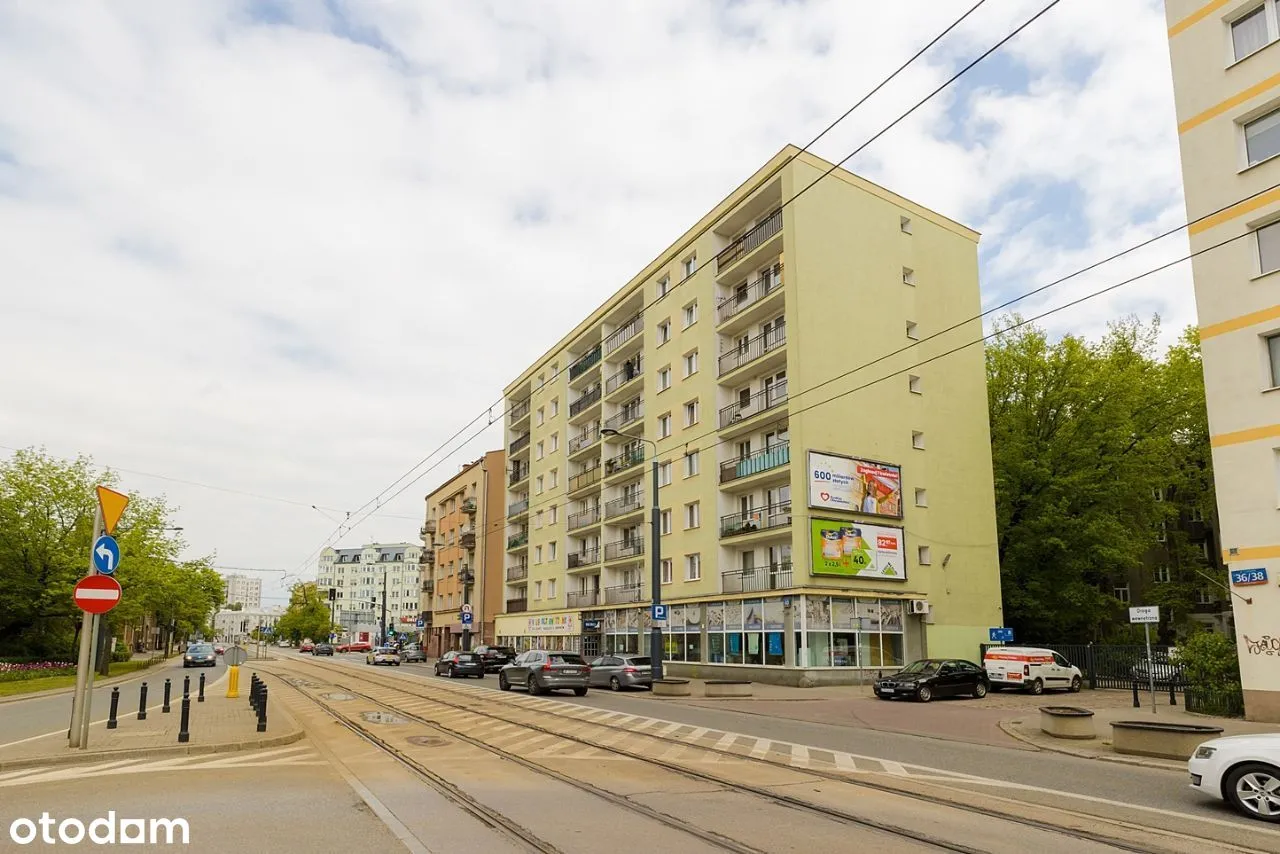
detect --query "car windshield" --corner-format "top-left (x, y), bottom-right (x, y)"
top-left (549, 654), bottom-right (585, 665)
top-left (899, 660), bottom-right (939, 674)
top-left (188, 645), bottom-right (212, 654)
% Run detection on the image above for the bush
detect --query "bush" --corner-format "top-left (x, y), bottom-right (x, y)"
top-left (111, 648), bottom-right (133, 663)
top-left (1176, 630), bottom-right (1240, 691)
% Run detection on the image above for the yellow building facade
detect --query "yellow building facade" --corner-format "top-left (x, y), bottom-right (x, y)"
top-left (494, 146), bottom-right (1003, 684)
top-left (1165, 0), bottom-right (1280, 720)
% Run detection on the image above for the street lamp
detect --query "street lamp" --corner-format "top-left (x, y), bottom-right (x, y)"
top-left (600, 427), bottom-right (664, 680)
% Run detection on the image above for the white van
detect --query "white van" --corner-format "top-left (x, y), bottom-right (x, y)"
top-left (983, 646), bottom-right (1083, 694)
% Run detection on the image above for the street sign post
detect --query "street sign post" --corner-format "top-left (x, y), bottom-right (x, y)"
top-left (460, 603), bottom-right (474, 615)
top-left (415, 618), bottom-right (425, 629)
top-left (1129, 606), bottom-right (1161, 714)
top-left (225, 645), bottom-right (247, 699)
top-left (91, 536), bottom-right (120, 575)
top-left (651, 604), bottom-right (668, 627)
top-left (460, 612), bottom-right (474, 625)
top-left (73, 575), bottom-right (122, 614)
top-left (988, 627), bottom-right (1014, 643)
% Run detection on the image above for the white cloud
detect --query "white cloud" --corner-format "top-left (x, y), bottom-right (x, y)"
top-left (0, 0), bottom-right (1195, 605)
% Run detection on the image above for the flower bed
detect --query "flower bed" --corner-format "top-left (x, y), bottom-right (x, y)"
top-left (0, 661), bottom-right (77, 682)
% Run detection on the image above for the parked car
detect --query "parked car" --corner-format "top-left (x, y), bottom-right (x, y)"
top-left (1131, 654), bottom-right (1183, 686)
top-left (587, 654), bottom-right (652, 691)
top-left (367, 646), bottom-right (401, 666)
top-left (312, 643), bottom-right (334, 656)
top-left (874, 659), bottom-right (988, 702)
top-left (299, 641), bottom-right (315, 653)
top-left (473, 644), bottom-right (516, 672)
top-left (434, 650), bottom-right (485, 678)
top-left (183, 643), bottom-right (217, 668)
top-left (499, 650), bottom-right (589, 696)
top-left (1189, 733), bottom-right (1280, 822)
top-left (399, 645), bottom-right (427, 663)
top-left (983, 646), bottom-right (1082, 694)
top-left (213, 644), bottom-right (226, 655)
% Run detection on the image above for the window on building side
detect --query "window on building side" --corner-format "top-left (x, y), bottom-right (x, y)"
top-left (658, 413), bottom-right (672, 438)
top-left (909, 374), bottom-right (922, 394)
top-left (912, 431), bottom-right (925, 450)
top-left (684, 450), bottom-right (700, 477)
top-left (1245, 106), bottom-right (1280, 166)
top-left (685, 502), bottom-right (700, 529)
top-left (660, 510), bottom-right (672, 535)
top-left (1233, 5), bottom-right (1270, 62)
top-left (684, 400), bottom-right (699, 426)
top-left (1154, 565), bottom-right (1171, 584)
top-left (683, 254), bottom-right (696, 279)
top-left (903, 267), bottom-right (915, 286)
top-left (661, 559), bottom-right (673, 584)
top-left (657, 276), bottom-right (670, 298)
top-left (683, 351), bottom-right (699, 377)
top-left (1267, 333), bottom-right (1280, 387)
top-left (915, 488), bottom-right (928, 507)
top-left (658, 320), bottom-right (671, 345)
top-left (685, 554), bottom-right (701, 581)
top-left (683, 301), bottom-right (698, 327)
top-left (658, 462), bottom-right (672, 486)
top-left (1114, 586), bottom-right (1130, 603)
top-left (900, 215), bottom-right (913, 234)
top-left (906, 321), bottom-right (919, 340)
top-left (918, 545), bottom-right (931, 565)
top-left (658, 367), bottom-right (672, 391)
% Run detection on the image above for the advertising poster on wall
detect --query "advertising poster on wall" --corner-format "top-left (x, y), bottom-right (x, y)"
top-left (808, 451), bottom-right (903, 518)
top-left (810, 519), bottom-right (907, 580)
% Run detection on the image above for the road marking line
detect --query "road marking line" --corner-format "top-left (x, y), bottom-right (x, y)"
top-left (657, 743), bottom-right (688, 762)
top-left (790, 744), bottom-right (811, 767)
top-left (712, 733), bottom-right (739, 751)
top-left (833, 753), bottom-right (858, 772)
top-left (880, 760), bottom-right (908, 776)
top-left (749, 738), bottom-right (772, 759)
top-left (685, 727), bottom-right (710, 741)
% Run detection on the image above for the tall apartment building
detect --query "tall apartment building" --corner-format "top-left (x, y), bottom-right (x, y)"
top-left (421, 451), bottom-right (506, 656)
top-left (221, 573), bottom-right (262, 610)
top-left (1164, 0), bottom-right (1280, 720)
top-left (317, 543), bottom-right (423, 643)
top-left (494, 146), bottom-right (1003, 683)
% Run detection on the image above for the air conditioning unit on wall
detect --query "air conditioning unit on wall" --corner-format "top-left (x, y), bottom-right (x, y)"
top-left (909, 599), bottom-right (930, 615)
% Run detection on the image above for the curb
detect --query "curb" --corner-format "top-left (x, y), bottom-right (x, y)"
top-left (996, 719), bottom-right (1184, 771)
top-left (0, 728), bottom-right (306, 772)
top-left (0, 659), bottom-right (178, 705)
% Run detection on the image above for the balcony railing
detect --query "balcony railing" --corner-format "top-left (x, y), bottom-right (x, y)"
top-left (567, 590), bottom-right (600, 608)
top-left (508, 498), bottom-right (529, 516)
top-left (421, 519), bottom-right (437, 534)
top-left (603, 401), bottom-right (643, 432)
top-left (718, 327), bottom-right (786, 376)
top-left (604, 539), bottom-right (644, 561)
top-left (567, 506), bottom-right (601, 531)
top-left (509, 464), bottom-right (529, 486)
top-left (510, 433), bottom-right (531, 455)
top-left (510, 399), bottom-right (530, 422)
top-left (605, 584), bottom-right (644, 604)
top-left (568, 546), bottom-right (600, 568)
top-left (720, 442), bottom-right (790, 484)
top-left (569, 345), bottom-right (602, 381)
top-left (715, 208), bottom-right (782, 272)
top-left (721, 563), bottom-right (794, 594)
top-left (605, 356), bottom-right (643, 395)
top-left (506, 598), bottom-right (528, 613)
top-left (720, 502), bottom-right (792, 537)
top-left (507, 531), bottom-right (529, 550)
top-left (569, 384), bottom-right (602, 417)
top-left (506, 563), bottom-right (528, 582)
top-left (605, 492), bottom-right (643, 519)
top-left (719, 380), bottom-right (788, 429)
top-left (568, 465), bottom-right (601, 493)
top-left (421, 579), bottom-right (435, 593)
top-left (603, 313), bottom-right (643, 355)
top-left (717, 264), bottom-right (784, 325)
top-left (462, 498), bottom-right (477, 514)
top-left (460, 532), bottom-right (476, 549)
top-left (569, 428), bottom-right (600, 454)
top-left (604, 447), bottom-right (644, 477)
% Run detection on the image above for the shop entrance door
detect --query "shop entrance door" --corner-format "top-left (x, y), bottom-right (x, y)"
top-left (581, 632), bottom-right (601, 659)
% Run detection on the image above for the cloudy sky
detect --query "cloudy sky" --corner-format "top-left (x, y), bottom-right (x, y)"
top-left (0, 0), bottom-right (1192, 607)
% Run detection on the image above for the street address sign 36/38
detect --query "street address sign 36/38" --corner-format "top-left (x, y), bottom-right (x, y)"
top-left (1128, 605), bottom-right (1160, 624)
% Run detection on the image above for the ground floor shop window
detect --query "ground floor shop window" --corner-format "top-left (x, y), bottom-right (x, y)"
top-left (802, 596), bottom-right (904, 667)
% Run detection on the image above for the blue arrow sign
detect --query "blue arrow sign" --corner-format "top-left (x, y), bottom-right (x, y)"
top-left (460, 612), bottom-right (474, 625)
top-left (92, 536), bottom-right (120, 575)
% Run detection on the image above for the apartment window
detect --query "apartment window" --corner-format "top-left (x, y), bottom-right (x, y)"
top-left (684, 400), bottom-right (699, 426)
top-left (660, 510), bottom-right (672, 535)
top-left (683, 254), bottom-right (696, 279)
top-left (1245, 106), bottom-right (1280, 166)
top-left (685, 554), bottom-right (701, 581)
top-left (685, 502), bottom-right (700, 529)
top-left (914, 488), bottom-right (928, 507)
top-left (550, 432), bottom-right (559, 452)
top-left (535, 510), bottom-right (544, 529)
top-left (549, 541), bottom-right (557, 560)
top-left (683, 300), bottom-right (698, 328)
top-left (549, 468), bottom-right (558, 488)
top-left (902, 267), bottom-right (915, 286)
top-left (1156, 521), bottom-right (1167, 542)
top-left (1154, 565), bottom-right (1171, 584)
top-left (536, 475), bottom-right (544, 494)
top-left (658, 413), bottom-right (672, 438)
top-left (900, 215), bottom-right (913, 234)
top-left (1192, 506), bottom-right (1205, 522)
top-left (1267, 333), bottom-right (1280, 387)
top-left (658, 461), bottom-right (672, 486)
top-left (1197, 588), bottom-right (1215, 605)
top-left (549, 505), bottom-right (558, 524)
top-left (548, 578), bottom-right (556, 598)
top-left (1202, 540), bottom-right (1213, 560)
top-left (683, 350), bottom-right (699, 377)
top-left (535, 545), bottom-right (543, 564)
top-left (684, 450), bottom-right (700, 477)
top-left (1233, 5), bottom-right (1270, 62)
top-left (906, 321), bottom-right (919, 340)
top-left (534, 580), bottom-right (543, 599)
top-left (550, 398), bottom-right (559, 417)
top-left (658, 320), bottom-right (671, 345)
top-left (536, 441), bottom-right (544, 460)
top-left (658, 366), bottom-right (672, 391)
top-left (1114, 586), bottom-right (1130, 603)
top-left (657, 276), bottom-right (670, 298)
top-left (536, 407), bottom-right (545, 426)
top-left (918, 545), bottom-right (932, 565)
top-left (1154, 488), bottom-right (1165, 502)
top-left (912, 431), bottom-right (925, 450)
top-left (661, 559), bottom-right (673, 585)
top-left (909, 374), bottom-right (922, 394)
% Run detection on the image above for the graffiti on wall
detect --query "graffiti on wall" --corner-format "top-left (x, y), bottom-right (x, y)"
top-left (1244, 635), bottom-right (1280, 656)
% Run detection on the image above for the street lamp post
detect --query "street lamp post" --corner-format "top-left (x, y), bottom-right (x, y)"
top-left (601, 428), bottom-right (663, 680)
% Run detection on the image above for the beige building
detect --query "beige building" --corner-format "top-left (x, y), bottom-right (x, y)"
top-left (221, 573), bottom-right (262, 610)
top-left (1165, 0), bottom-right (1280, 721)
top-left (494, 146), bottom-right (1004, 684)
top-left (421, 451), bottom-right (506, 656)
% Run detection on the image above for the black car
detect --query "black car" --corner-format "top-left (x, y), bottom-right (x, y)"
top-left (435, 650), bottom-right (485, 678)
top-left (473, 644), bottom-right (516, 673)
top-left (312, 643), bottom-right (334, 656)
top-left (183, 643), bottom-right (217, 668)
top-left (874, 659), bottom-right (989, 702)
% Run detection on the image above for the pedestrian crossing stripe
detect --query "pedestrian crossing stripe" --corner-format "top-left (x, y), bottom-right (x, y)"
top-left (0, 744), bottom-right (324, 789)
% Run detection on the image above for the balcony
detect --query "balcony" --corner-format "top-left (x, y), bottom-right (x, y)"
top-left (510, 399), bottom-right (531, 424)
top-left (721, 563), bottom-right (794, 594)
top-left (603, 313), bottom-right (642, 356)
top-left (605, 356), bottom-right (643, 396)
top-left (718, 327), bottom-right (786, 377)
top-left (604, 447), bottom-right (645, 477)
top-left (508, 498), bottom-right (529, 517)
top-left (421, 519), bottom-right (437, 535)
top-left (604, 491), bottom-right (643, 520)
top-left (567, 589), bottom-right (600, 608)
top-left (569, 427), bottom-right (600, 455)
top-left (506, 598), bottom-right (528, 613)
top-left (506, 563), bottom-right (529, 583)
top-left (510, 433), bottom-right (531, 455)
top-left (509, 464), bottom-right (530, 487)
top-left (603, 400), bottom-right (643, 432)
top-left (717, 264), bottom-right (784, 327)
top-left (605, 584), bottom-right (644, 604)
top-left (568, 546), bottom-right (601, 569)
top-left (715, 208), bottom-right (782, 273)
top-left (720, 442), bottom-right (790, 484)
top-left (568, 465), bottom-right (602, 494)
top-left (423, 550), bottom-right (435, 566)
top-left (604, 539), bottom-right (644, 562)
top-left (567, 506), bottom-right (602, 531)
top-left (721, 503), bottom-right (792, 538)
top-left (462, 498), bottom-right (477, 515)
top-left (569, 345), bottom-right (602, 382)
top-left (460, 531), bottom-right (476, 549)
top-left (719, 381), bottom-right (788, 431)
top-left (507, 531), bottom-right (529, 550)
top-left (569, 384), bottom-right (602, 419)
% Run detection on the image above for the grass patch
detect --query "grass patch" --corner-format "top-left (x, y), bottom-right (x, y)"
top-left (0, 659), bottom-right (159, 698)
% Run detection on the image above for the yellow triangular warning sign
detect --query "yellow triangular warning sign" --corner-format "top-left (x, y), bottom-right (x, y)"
top-left (96, 485), bottom-right (129, 534)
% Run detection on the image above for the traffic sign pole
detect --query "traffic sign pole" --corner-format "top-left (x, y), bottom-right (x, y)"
top-left (69, 504), bottom-right (104, 749)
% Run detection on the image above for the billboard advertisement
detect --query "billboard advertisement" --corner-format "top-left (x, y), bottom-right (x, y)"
top-left (810, 519), bottom-right (907, 580)
top-left (808, 451), bottom-right (902, 518)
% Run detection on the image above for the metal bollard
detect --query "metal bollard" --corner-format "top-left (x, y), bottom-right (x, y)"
top-left (107, 688), bottom-right (120, 730)
top-left (198, 673), bottom-right (206, 703)
top-left (178, 691), bottom-right (190, 744)
top-left (138, 682), bottom-right (149, 720)
top-left (249, 674), bottom-right (259, 709)
top-left (162, 678), bottom-right (172, 714)
top-left (1131, 680), bottom-right (1140, 708)
top-left (256, 686), bottom-right (268, 733)
top-left (183, 675), bottom-right (190, 698)
top-left (1169, 679), bottom-right (1178, 707)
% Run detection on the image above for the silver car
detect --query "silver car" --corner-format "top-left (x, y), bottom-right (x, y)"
top-left (499, 650), bottom-right (590, 696)
top-left (399, 645), bottom-right (427, 663)
top-left (587, 654), bottom-right (652, 691)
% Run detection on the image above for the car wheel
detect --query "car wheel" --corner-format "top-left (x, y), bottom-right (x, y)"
top-left (499, 674), bottom-right (511, 692)
top-left (916, 685), bottom-right (933, 703)
top-left (475, 673), bottom-right (483, 679)
top-left (1028, 678), bottom-right (1044, 696)
top-left (973, 682), bottom-right (988, 699)
top-left (610, 676), bottom-right (622, 692)
top-left (527, 676), bottom-right (542, 696)
top-left (1224, 763), bottom-right (1280, 822)
top-left (1069, 676), bottom-right (1082, 693)
top-left (574, 687), bottom-right (588, 697)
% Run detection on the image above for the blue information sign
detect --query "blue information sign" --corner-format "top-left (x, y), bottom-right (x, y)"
top-left (415, 618), bottom-right (425, 628)
top-left (461, 611), bottom-right (474, 625)
top-left (92, 536), bottom-right (120, 575)
top-left (651, 604), bottom-right (668, 622)
top-left (1231, 567), bottom-right (1269, 586)
top-left (989, 627), bottom-right (1014, 643)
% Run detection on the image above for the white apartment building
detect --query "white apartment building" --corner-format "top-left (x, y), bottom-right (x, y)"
top-left (221, 573), bottom-right (262, 610)
top-left (317, 543), bottom-right (424, 641)
top-left (213, 607), bottom-right (283, 641)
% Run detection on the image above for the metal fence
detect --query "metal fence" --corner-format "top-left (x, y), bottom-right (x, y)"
top-left (1185, 686), bottom-right (1245, 718)
top-left (977, 642), bottom-right (1182, 692)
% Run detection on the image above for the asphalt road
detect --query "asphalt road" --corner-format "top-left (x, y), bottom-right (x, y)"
top-left (308, 653), bottom-right (1271, 835)
top-left (0, 656), bottom-right (226, 748)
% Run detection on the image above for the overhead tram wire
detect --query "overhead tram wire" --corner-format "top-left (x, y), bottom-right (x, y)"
top-left (295, 0), bottom-right (1057, 567)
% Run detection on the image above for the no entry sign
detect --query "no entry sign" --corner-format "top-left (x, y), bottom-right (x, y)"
top-left (73, 574), bottom-right (122, 614)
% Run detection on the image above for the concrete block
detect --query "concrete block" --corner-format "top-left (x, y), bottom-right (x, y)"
top-left (1038, 706), bottom-right (1095, 739)
top-left (1110, 720), bottom-right (1224, 760)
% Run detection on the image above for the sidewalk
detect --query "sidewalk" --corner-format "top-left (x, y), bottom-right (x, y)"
top-left (0, 668), bottom-right (303, 770)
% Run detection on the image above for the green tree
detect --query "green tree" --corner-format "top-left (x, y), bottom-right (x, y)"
top-left (275, 582), bottom-right (333, 643)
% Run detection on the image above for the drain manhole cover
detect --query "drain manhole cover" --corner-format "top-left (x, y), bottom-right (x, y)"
top-left (407, 736), bottom-right (448, 747)
top-left (362, 711), bottom-right (407, 725)
top-left (324, 692), bottom-right (355, 701)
